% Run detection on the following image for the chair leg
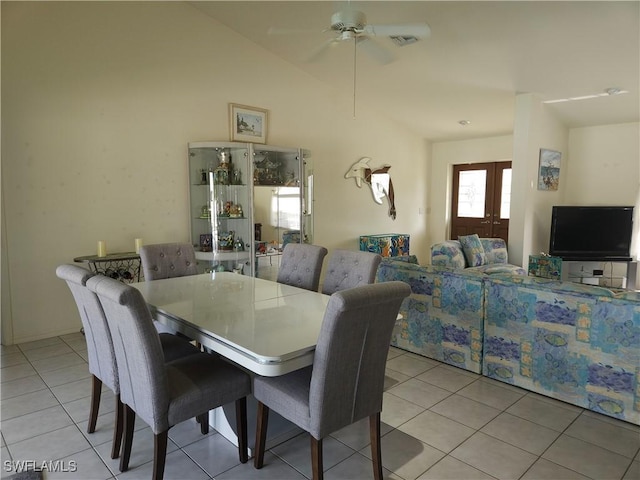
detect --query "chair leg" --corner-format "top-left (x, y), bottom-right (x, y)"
top-left (369, 412), bottom-right (383, 480)
top-left (153, 431), bottom-right (168, 480)
top-left (235, 397), bottom-right (248, 463)
top-left (254, 401), bottom-right (269, 469)
top-left (311, 436), bottom-right (323, 480)
top-left (119, 405), bottom-right (136, 472)
top-left (87, 375), bottom-right (102, 434)
top-left (196, 413), bottom-right (209, 435)
top-left (111, 395), bottom-right (124, 459)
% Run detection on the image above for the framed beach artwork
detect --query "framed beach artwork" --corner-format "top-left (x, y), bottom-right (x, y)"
top-left (538, 148), bottom-right (561, 191)
top-left (229, 103), bottom-right (268, 143)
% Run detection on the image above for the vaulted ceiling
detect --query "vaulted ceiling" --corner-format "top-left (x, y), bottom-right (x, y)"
top-left (192, 1), bottom-right (639, 142)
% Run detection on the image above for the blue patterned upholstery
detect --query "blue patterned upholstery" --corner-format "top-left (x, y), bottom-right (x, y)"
top-left (431, 238), bottom-right (526, 275)
top-left (377, 261), bottom-right (485, 373)
top-left (483, 275), bottom-right (640, 426)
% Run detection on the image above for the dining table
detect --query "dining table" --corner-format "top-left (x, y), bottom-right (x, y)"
top-left (131, 271), bottom-right (332, 449)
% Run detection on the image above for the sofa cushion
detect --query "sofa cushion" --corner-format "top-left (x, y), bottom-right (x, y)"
top-left (458, 234), bottom-right (486, 267)
top-left (479, 238), bottom-right (509, 264)
top-left (431, 241), bottom-right (466, 269)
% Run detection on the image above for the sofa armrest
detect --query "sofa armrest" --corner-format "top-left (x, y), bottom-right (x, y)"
top-left (431, 240), bottom-right (466, 268)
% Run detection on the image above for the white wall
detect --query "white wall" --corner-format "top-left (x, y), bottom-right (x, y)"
top-left (1, 2), bottom-right (428, 344)
top-left (509, 93), bottom-right (569, 266)
top-left (565, 123), bottom-right (639, 205)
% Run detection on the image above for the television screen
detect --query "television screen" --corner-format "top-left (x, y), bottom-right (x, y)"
top-left (549, 206), bottom-right (634, 261)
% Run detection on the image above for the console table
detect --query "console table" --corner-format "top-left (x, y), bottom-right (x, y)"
top-left (74, 252), bottom-right (142, 283)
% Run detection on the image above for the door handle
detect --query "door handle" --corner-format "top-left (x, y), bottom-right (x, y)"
top-left (493, 221), bottom-right (501, 225)
top-left (480, 220), bottom-right (491, 224)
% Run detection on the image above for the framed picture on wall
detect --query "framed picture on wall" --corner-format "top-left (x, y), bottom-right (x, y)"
top-left (538, 148), bottom-right (561, 191)
top-left (229, 103), bottom-right (268, 143)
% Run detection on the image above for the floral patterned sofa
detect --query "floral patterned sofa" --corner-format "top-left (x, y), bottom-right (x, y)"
top-left (431, 237), bottom-right (526, 275)
top-left (377, 259), bottom-right (487, 374)
top-left (483, 275), bottom-right (640, 426)
top-left (377, 258), bottom-right (640, 425)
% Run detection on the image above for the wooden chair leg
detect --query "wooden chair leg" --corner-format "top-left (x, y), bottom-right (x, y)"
top-left (369, 412), bottom-right (383, 480)
top-left (196, 413), bottom-right (209, 434)
top-left (87, 375), bottom-right (102, 434)
top-left (254, 401), bottom-right (269, 469)
top-left (111, 395), bottom-right (124, 459)
top-left (153, 431), bottom-right (168, 480)
top-left (236, 397), bottom-right (248, 463)
top-left (119, 405), bottom-right (136, 472)
top-left (311, 436), bottom-right (323, 480)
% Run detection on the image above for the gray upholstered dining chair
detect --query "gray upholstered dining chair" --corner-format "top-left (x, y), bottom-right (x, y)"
top-left (56, 264), bottom-right (203, 460)
top-left (139, 242), bottom-right (198, 280)
top-left (276, 243), bottom-right (328, 292)
top-left (321, 249), bottom-right (382, 295)
top-left (253, 281), bottom-right (411, 480)
top-left (86, 274), bottom-right (251, 480)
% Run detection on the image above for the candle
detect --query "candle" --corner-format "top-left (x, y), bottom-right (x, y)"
top-left (97, 241), bottom-right (107, 258)
top-left (135, 238), bottom-right (143, 254)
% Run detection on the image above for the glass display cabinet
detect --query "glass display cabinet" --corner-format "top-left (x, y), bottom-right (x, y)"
top-left (188, 142), bottom-right (312, 277)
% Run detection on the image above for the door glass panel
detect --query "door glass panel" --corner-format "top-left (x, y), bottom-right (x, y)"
top-left (500, 168), bottom-right (512, 219)
top-left (457, 170), bottom-right (486, 218)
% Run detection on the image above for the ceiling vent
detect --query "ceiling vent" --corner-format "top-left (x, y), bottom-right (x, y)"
top-left (390, 35), bottom-right (419, 46)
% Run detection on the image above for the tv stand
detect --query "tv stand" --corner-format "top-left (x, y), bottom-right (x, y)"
top-left (562, 260), bottom-right (637, 290)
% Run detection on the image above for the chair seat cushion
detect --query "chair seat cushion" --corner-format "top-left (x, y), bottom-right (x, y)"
top-left (159, 333), bottom-right (200, 363)
top-left (253, 366), bottom-right (313, 432)
top-left (163, 353), bottom-right (251, 432)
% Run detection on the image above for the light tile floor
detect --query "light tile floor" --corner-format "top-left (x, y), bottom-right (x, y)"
top-left (1, 334), bottom-right (639, 480)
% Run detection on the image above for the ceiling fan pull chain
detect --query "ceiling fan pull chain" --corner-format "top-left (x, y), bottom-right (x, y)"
top-left (353, 36), bottom-right (357, 119)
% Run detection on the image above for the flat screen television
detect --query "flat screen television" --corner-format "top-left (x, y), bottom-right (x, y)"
top-left (549, 206), bottom-right (634, 261)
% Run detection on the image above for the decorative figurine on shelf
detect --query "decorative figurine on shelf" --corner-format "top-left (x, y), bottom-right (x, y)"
top-left (229, 203), bottom-right (243, 218)
top-left (200, 233), bottom-right (213, 252)
top-left (285, 171), bottom-right (299, 186)
top-left (214, 150), bottom-right (230, 185)
top-left (200, 169), bottom-right (208, 185)
top-left (218, 230), bottom-right (234, 251)
top-left (232, 263), bottom-right (244, 274)
top-left (232, 168), bottom-right (242, 185)
top-left (200, 205), bottom-right (211, 219)
top-left (234, 237), bottom-right (245, 252)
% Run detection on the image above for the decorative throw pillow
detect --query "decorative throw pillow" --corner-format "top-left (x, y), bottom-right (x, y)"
top-left (458, 234), bottom-right (486, 267)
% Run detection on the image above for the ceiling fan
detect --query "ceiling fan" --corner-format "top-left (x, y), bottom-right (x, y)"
top-left (269, 7), bottom-right (431, 65)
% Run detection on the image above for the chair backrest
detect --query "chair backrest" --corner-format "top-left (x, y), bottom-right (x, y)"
top-left (139, 242), bottom-right (198, 280)
top-left (309, 281), bottom-right (410, 439)
top-left (321, 250), bottom-right (382, 295)
top-left (276, 243), bottom-right (328, 292)
top-left (55, 264), bottom-right (119, 393)
top-left (86, 274), bottom-right (170, 433)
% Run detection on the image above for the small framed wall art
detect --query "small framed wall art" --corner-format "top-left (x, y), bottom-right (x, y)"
top-left (538, 148), bottom-right (561, 191)
top-left (229, 103), bottom-right (268, 143)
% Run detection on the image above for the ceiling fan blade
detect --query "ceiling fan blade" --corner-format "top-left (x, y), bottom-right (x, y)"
top-left (357, 37), bottom-right (396, 65)
top-left (363, 23), bottom-right (431, 39)
top-left (305, 37), bottom-right (339, 63)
